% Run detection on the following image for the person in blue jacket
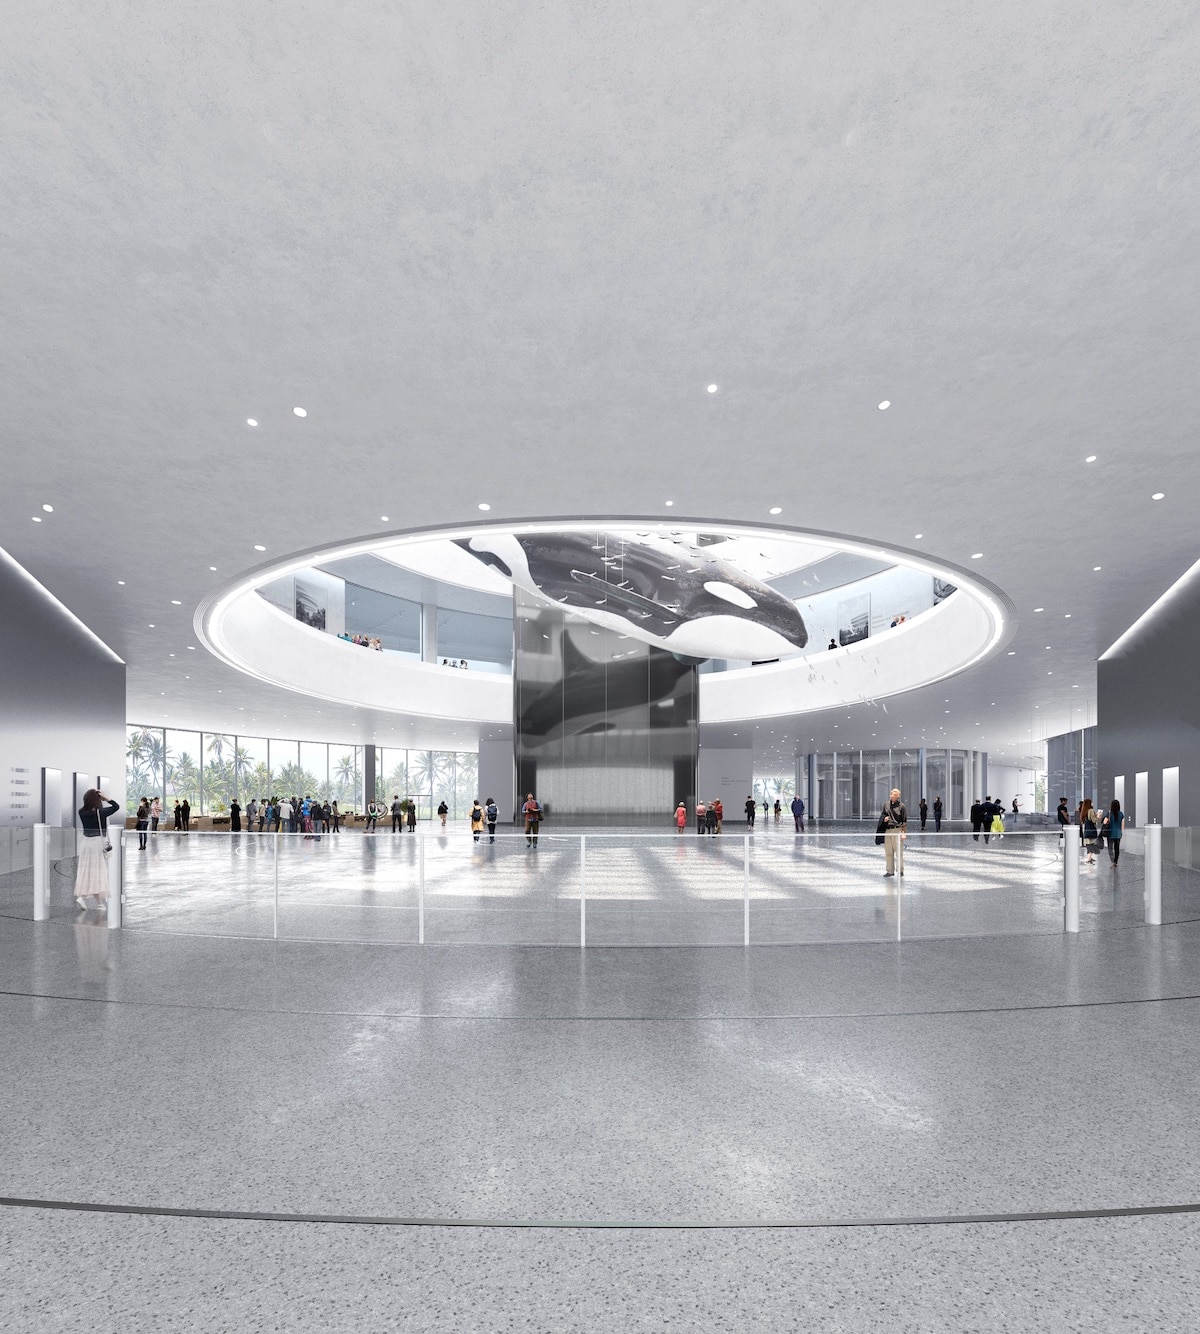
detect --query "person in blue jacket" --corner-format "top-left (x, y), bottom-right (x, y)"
top-left (790, 794), bottom-right (806, 832)
top-left (1104, 799), bottom-right (1125, 865)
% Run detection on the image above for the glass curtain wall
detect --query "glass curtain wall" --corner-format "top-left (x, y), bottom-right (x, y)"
top-left (807, 749), bottom-right (980, 821)
top-left (128, 727), bottom-right (480, 819)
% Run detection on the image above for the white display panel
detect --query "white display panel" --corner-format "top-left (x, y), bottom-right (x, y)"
top-left (42, 768), bottom-right (62, 826)
top-left (1135, 771), bottom-right (1149, 826)
top-left (1163, 767), bottom-right (1180, 828)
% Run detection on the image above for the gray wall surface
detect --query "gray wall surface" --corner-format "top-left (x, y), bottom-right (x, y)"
top-left (1098, 572), bottom-right (1200, 826)
top-left (0, 546), bottom-right (126, 830)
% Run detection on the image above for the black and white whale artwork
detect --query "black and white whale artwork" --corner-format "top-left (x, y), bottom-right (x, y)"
top-left (456, 531), bottom-right (808, 661)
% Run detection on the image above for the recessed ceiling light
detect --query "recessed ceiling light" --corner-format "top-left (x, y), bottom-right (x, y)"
top-left (1072, 684), bottom-right (1079, 689)
top-left (914, 533), bottom-right (923, 539)
top-left (254, 544), bottom-right (266, 551)
top-left (31, 516), bottom-right (41, 522)
top-left (1064, 613), bottom-right (1071, 618)
top-left (293, 407), bottom-right (307, 417)
top-left (664, 500), bottom-right (674, 507)
top-left (878, 401), bottom-right (890, 410)
top-left (42, 504), bottom-right (53, 513)
top-left (380, 515), bottom-right (389, 522)
top-left (1093, 566), bottom-right (1102, 572)
top-left (707, 384), bottom-right (719, 393)
top-left (1034, 607), bottom-right (1044, 613)
top-left (1152, 492), bottom-right (1165, 501)
top-left (247, 419), bottom-right (258, 427)
top-left (169, 653), bottom-right (175, 658)
top-left (971, 552), bottom-right (983, 559)
top-left (148, 624), bottom-right (155, 629)
top-left (188, 646), bottom-right (195, 650)
top-left (478, 503), bottom-right (491, 511)
top-left (1085, 455), bottom-right (1097, 463)
top-left (117, 580), bottom-right (125, 586)
top-left (209, 566), bottom-right (217, 572)
top-left (769, 507), bottom-right (782, 516)
top-left (171, 599), bottom-right (182, 605)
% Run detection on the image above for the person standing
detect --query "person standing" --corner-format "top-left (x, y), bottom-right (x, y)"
top-left (391, 795), bottom-right (403, 833)
top-left (245, 797), bottom-right (258, 832)
top-left (75, 788), bottom-right (119, 910)
top-left (970, 798), bottom-right (983, 842)
top-left (135, 797), bottom-right (150, 851)
top-left (790, 794), bottom-right (805, 832)
top-left (437, 800), bottom-right (448, 827)
top-left (173, 800), bottom-right (182, 831)
top-left (1057, 797), bottom-right (1070, 844)
top-left (150, 796), bottom-right (162, 835)
top-left (773, 799), bottom-right (782, 824)
top-left (1080, 799), bottom-right (1098, 865)
top-left (522, 792), bottom-right (542, 847)
top-left (705, 801), bottom-right (718, 835)
top-left (366, 798), bottom-right (383, 833)
top-left (744, 796), bottom-right (756, 827)
top-left (714, 799), bottom-right (724, 833)
top-left (919, 797), bottom-right (928, 831)
top-left (881, 788), bottom-right (907, 877)
top-left (932, 796), bottom-right (943, 833)
top-left (407, 798), bottom-right (417, 833)
top-left (230, 799), bottom-right (242, 833)
top-left (696, 798), bottom-right (707, 835)
top-left (470, 799), bottom-right (485, 842)
top-left (485, 796), bottom-right (498, 843)
top-left (279, 797), bottom-right (293, 834)
top-left (1105, 799), bottom-right (1125, 865)
top-left (330, 800), bottom-right (340, 833)
top-left (675, 801), bottom-right (687, 833)
top-left (180, 798), bottom-right (191, 833)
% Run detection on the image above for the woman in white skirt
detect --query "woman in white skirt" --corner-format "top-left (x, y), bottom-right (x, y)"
top-left (75, 788), bottom-right (120, 911)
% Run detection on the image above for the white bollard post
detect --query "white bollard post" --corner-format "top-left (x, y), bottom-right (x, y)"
top-left (1063, 833), bottom-right (1080, 933)
top-left (1145, 822), bottom-right (1162, 926)
top-left (33, 823), bottom-right (49, 921)
top-left (418, 832), bottom-right (425, 945)
top-left (743, 834), bottom-right (750, 946)
top-left (106, 830), bottom-right (123, 929)
top-left (579, 835), bottom-right (587, 949)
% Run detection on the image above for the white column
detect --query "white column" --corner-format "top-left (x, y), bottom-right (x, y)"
top-left (421, 603), bottom-right (438, 663)
top-left (106, 830), bottom-right (123, 929)
top-left (1063, 833), bottom-right (1080, 933)
top-left (33, 823), bottom-right (49, 922)
top-left (1145, 822), bottom-right (1162, 926)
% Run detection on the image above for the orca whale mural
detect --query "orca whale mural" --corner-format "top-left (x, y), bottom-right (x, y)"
top-left (456, 531), bottom-right (808, 662)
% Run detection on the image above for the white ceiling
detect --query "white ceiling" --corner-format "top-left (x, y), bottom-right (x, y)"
top-left (3, 1), bottom-right (1197, 770)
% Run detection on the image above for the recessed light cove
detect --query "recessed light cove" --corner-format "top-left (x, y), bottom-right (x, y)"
top-left (769, 507), bottom-right (782, 516)
top-left (171, 599), bottom-right (181, 605)
top-left (254, 545), bottom-right (266, 552)
top-left (1152, 492), bottom-right (1165, 501)
top-left (293, 407), bottom-right (307, 417)
top-left (30, 516), bottom-right (41, 522)
top-left (42, 504), bottom-right (53, 512)
top-left (878, 401), bottom-right (890, 410)
top-left (707, 384), bottom-right (719, 393)
top-left (971, 553), bottom-right (983, 559)
top-left (247, 419), bottom-right (258, 427)
top-left (478, 503), bottom-right (491, 512)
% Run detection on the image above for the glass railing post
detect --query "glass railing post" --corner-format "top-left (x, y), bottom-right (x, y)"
top-left (107, 830), bottom-right (123, 929)
top-left (273, 830), bottom-right (280, 940)
top-left (579, 835), bottom-right (587, 949)
top-left (1145, 823), bottom-right (1162, 926)
top-left (1063, 832), bottom-right (1080, 933)
top-left (743, 834), bottom-right (750, 946)
top-left (33, 823), bottom-right (49, 922)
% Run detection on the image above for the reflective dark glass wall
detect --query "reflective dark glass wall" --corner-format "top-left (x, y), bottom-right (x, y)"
top-left (513, 590), bottom-right (698, 825)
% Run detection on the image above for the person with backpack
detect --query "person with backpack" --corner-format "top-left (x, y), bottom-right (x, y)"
top-left (485, 796), bottom-right (499, 842)
top-left (437, 800), bottom-right (448, 828)
top-left (365, 798), bottom-right (383, 833)
top-left (470, 799), bottom-right (485, 842)
top-left (744, 796), bottom-right (755, 826)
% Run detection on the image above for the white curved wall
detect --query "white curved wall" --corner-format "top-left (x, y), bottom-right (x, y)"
top-left (702, 592), bottom-right (999, 722)
top-left (215, 593), bottom-right (513, 722)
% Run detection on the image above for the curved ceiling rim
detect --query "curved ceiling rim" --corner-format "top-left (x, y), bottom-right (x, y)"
top-left (194, 517), bottom-right (1017, 709)
top-left (195, 513), bottom-right (1017, 631)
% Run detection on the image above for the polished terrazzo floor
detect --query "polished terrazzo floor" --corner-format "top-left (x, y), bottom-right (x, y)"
top-left (4, 841), bottom-right (1200, 1330)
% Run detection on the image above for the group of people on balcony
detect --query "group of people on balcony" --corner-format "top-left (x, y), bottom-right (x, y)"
top-left (337, 632), bottom-right (383, 650)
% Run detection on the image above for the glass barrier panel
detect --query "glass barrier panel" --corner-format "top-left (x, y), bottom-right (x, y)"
top-left (583, 833), bottom-right (744, 946)
top-left (422, 828), bottom-right (579, 945)
top-left (274, 826), bottom-right (419, 943)
top-left (121, 828), bottom-right (278, 937)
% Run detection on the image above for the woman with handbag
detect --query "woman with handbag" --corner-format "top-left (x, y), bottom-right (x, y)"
top-left (75, 788), bottom-right (120, 911)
